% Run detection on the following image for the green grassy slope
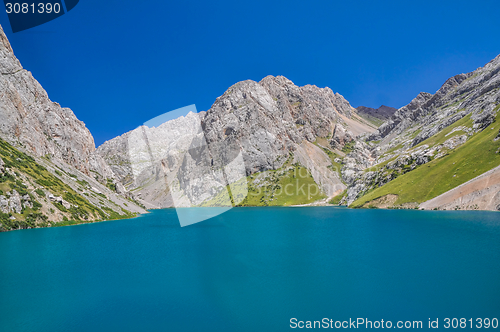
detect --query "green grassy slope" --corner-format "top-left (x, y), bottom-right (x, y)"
top-left (200, 164), bottom-right (326, 207)
top-left (351, 109), bottom-right (500, 207)
top-left (328, 189), bottom-right (347, 205)
top-left (0, 138), bottom-right (136, 231)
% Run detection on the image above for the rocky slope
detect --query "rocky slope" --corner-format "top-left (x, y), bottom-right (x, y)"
top-left (0, 25), bottom-right (147, 231)
top-left (0, 25), bottom-right (111, 178)
top-left (98, 76), bottom-right (376, 208)
top-left (0, 137), bottom-right (146, 231)
top-left (344, 54), bottom-right (500, 210)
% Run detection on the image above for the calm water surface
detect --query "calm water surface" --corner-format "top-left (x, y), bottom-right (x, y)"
top-left (1, 207), bottom-right (499, 331)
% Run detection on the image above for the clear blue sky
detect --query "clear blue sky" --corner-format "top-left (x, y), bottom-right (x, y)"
top-left (1, 0), bottom-right (499, 146)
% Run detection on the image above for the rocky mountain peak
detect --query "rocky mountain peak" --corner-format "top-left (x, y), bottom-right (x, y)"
top-left (0, 27), bottom-right (21, 71)
top-left (369, 52), bottom-right (500, 143)
top-left (98, 74), bottom-right (374, 208)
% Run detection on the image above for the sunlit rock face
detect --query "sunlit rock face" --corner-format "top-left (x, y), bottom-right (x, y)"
top-left (97, 76), bottom-right (373, 207)
top-left (0, 25), bottom-right (112, 178)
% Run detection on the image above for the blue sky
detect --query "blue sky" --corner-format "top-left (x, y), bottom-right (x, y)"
top-left (1, 0), bottom-right (499, 146)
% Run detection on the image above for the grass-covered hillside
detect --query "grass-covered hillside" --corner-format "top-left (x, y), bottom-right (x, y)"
top-left (200, 161), bottom-right (326, 207)
top-left (0, 138), bottom-right (139, 231)
top-left (351, 107), bottom-right (500, 208)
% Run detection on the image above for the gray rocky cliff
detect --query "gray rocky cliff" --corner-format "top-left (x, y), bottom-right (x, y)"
top-left (0, 25), bottom-right (112, 179)
top-left (0, 25), bottom-right (146, 231)
top-left (371, 54), bottom-right (500, 145)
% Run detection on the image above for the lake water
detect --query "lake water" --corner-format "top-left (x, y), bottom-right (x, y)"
top-left (1, 207), bottom-right (499, 331)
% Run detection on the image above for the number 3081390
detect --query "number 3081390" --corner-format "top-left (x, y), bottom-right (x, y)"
top-left (5, 3), bottom-right (61, 14)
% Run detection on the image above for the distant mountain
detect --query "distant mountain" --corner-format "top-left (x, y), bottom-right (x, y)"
top-left (356, 105), bottom-right (397, 126)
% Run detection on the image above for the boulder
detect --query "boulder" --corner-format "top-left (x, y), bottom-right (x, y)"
top-left (115, 181), bottom-right (127, 195)
top-left (0, 195), bottom-right (8, 213)
top-left (8, 190), bottom-right (22, 214)
top-left (61, 200), bottom-right (71, 209)
top-left (443, 134), bottom-right (467, 150)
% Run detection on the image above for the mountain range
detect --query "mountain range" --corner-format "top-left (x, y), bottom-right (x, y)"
top-left (1, 24), bottom-right (499, 231)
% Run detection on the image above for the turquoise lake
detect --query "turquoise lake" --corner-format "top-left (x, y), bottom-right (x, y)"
top-left (1, 207), bottom-right (499, 331)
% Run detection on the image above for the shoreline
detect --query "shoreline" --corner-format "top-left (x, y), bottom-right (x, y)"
top-left (3, 204), bottom-right (499, 233)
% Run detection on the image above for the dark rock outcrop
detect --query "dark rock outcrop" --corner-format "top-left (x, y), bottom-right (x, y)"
top-left (356, 105), bottom-right (397, 124)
